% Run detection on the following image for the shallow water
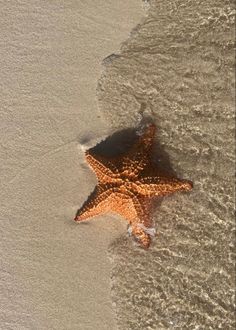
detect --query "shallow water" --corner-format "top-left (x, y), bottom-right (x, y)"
top-left (98, 0), bottom-right (235, 329)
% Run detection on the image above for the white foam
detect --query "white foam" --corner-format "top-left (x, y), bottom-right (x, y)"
top-left (137, 223), bottom-right (156, 237)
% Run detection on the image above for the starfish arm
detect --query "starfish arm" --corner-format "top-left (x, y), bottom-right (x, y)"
top-left (131, 196), bottom-right (155, 249)
top-left (121, 123), bottom-right (156, 176)
top-left (74, 184), bottom-right (114, 221)
top-left (85, 151), bottom-right (119, 183)
top-left (111, 194), bottom-right (154, 249)
top-left (110, 194), bottom-right (139, 224)
top-left (136, 176), bottom-right (193, 197)
top-left (131, 196), bottom-right (153, 227)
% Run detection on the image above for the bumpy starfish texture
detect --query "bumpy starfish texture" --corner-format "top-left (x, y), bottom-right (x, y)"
top-left (74, 124), bottom-right (193, 249)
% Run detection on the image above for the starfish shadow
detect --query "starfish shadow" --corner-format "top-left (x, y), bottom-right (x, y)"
top-left (88, 127), bottom-right (136, 157)
top-left (88, 123), bottom-right (178, 177)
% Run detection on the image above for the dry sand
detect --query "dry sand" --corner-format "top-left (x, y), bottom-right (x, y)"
top-left (0, 1), bottom-right (143, 329)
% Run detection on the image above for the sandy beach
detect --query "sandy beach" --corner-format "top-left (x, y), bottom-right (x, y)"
top-left (0, 1), bottom-right (143, 329)
top-left (1, 0), bottom-right (235, 330)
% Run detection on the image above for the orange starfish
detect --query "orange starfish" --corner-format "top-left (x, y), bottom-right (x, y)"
top-left (74, 123), bottom-right (193, 249)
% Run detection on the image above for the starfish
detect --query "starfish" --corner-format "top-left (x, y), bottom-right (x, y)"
top-left (74, 123), bottom-right (193, 249)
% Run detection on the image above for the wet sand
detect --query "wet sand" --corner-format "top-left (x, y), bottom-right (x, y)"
top-left (98, 0), bottom-right (235, 329)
